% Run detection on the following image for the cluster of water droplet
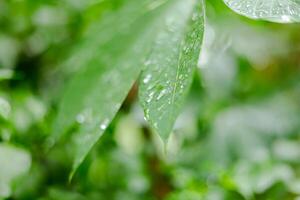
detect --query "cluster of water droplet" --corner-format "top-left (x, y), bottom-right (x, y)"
top-left (224, 0), bottom-right (300, 22)
top-left (75, 108), bottom-right (110, 133)
top-left (139, 0), bottom-right (204, 136)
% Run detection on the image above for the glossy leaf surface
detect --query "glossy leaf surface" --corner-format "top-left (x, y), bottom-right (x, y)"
top-left (139, 0), bottom-right (204, 141)
top-left (224, 0), bottom-right (300, 23)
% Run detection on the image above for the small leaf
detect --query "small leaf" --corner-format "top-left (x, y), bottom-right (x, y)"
top-left (52, 0), bottom-right (205, 175)
top-left (223, 0), bottom-right (300, 23)
top-left (139, 0), bottom-right (204, 141)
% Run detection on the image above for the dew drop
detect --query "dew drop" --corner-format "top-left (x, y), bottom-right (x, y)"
top-left (146, 91), bottom-right (155, 103)
top-left (76, 113), bottom-right (86, 124)
top-left (281, 15), bottom-right (291, 22)
top-left (156, 89), bottom-right (167, 100)
top-left (99, 118), bottom-right (109, 130)
top-left (144, 108), bottom-right (150, 119)
top-left (143, 74), bottom-right (152, 84)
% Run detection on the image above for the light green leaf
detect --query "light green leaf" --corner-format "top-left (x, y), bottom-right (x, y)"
top-left (52, 0), bottom-right (205, 175)
top-left (0, 144), bottom-right (31, 198)
top-left (0, 69), bottom-right (14, 81)
top-left (223, 0), bottom-right (300, 23)
top-left (0, 97), bottom-right (10, 120)
top-left (139, 0), bottom-right (204, 141)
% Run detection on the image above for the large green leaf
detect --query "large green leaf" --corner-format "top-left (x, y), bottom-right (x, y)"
top-left (223, 0), bottom-right (300, 23)
top-left (139, 0), bottom-right (204, 141)
top-left (52, 0), bottom-right (205, 175)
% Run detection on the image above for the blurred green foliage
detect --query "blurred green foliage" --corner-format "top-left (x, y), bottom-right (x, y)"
top-left (0, 0), bottom-right (300, 200)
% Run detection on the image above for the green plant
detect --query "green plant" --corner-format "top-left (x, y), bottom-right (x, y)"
top-left (51, 0), bottom-right (300, 175)
top-left (1, 1), bottom-right (300, 199)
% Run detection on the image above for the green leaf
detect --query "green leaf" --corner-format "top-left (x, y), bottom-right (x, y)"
top-left (223, 0), bottom-right (300, 23)
top-left (0, 69), bottom-right (14, 81)
top-left (0, 144), bottom-right (31, 198)
top-left (139, 0), bottom-right (204, 141)
top-left (52, 0), bottom-right (205, 175)
top-left (0, 97), bottom-right (10, 120)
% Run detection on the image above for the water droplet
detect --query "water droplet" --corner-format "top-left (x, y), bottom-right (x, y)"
top-left (99, 118), bottom-right (109, 130)
top-left (76, 113), bottom-right (86, 124)
top-left (156, 89), bottom-right (167, 100)
top-left (144, 108), bottom-right (150, 119)
top-left (281, 15), bottom-right (291, 22)
top-left (143, 74), bottom-right (152, 84)
top-left (224, 0), bottom-right (300, 23)
top-left (146, 91), bottom-right (155, 103)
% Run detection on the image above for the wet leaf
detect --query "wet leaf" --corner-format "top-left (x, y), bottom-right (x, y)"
top-left (139, 0), bottom-right (204, 141)
top-left (223, 0), bottom-right (300, 23)
top-left (52, 0), bottom-right (205, 175)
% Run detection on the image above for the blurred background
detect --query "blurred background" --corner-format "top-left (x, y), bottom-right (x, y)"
top-left (0, 0), bottom-right (300, 199)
